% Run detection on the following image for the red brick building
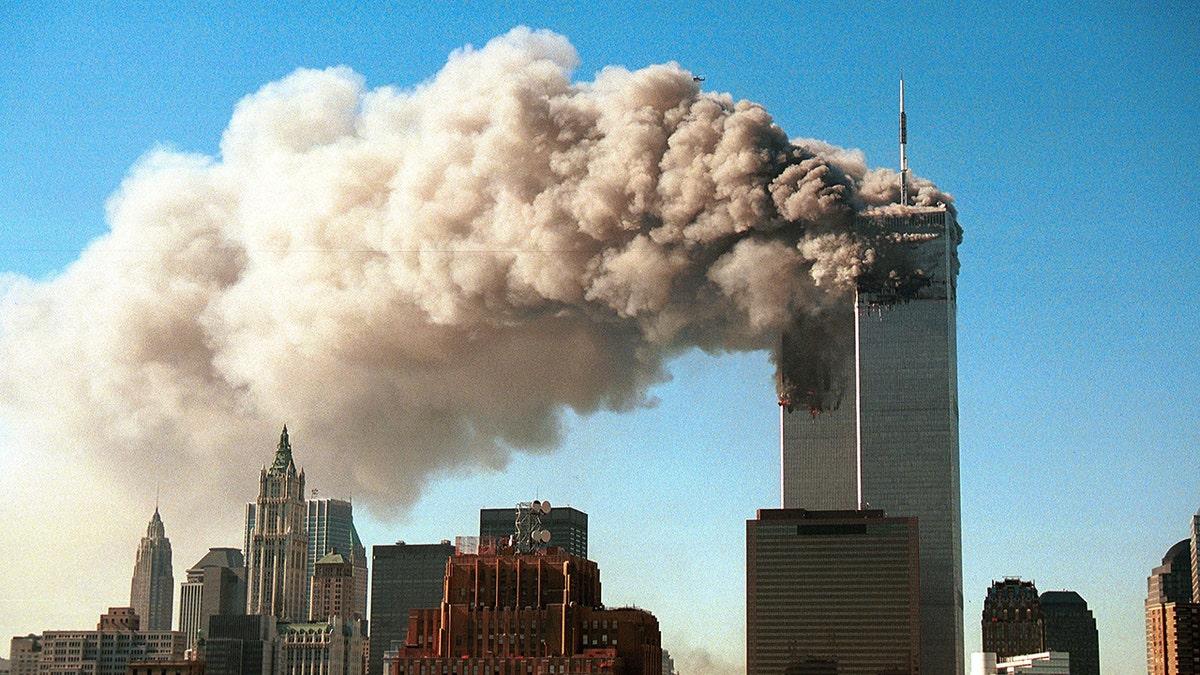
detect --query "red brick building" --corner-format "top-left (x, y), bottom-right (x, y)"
top-left (387, 547), bottom-right (661, 675)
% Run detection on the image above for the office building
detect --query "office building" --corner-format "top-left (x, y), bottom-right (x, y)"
top-left (245, 426), bottom-right (308, 621)
top-left (246, 497), bottom-right (367, 621)
top-left (179, 548), bottom-right (246, 648)
top-left (1147, 528), bottom-right (1200, 675)
top-left (1040, 591), bottom-right (1099, 675)
top-left (978, 580), bottom-right (1099, 675)
top-left (276, 618), bottom-right (365, 675)
top-left (22, 610), bottom-right (185, 675)
top-left (982, 578), bottom-right (1044, 659)
top-left (387, 546), bottom-right (662, 675)
top-left (310, 551), bottom-right (358, 621)
top-left (9, 636), bottom-right (41, 675)
top-left (368, 541), bottom-right (455, 675)
top-left (1151, 540), bottom-right (1195, 606)
top-left (305, 498), bottom-right (368, 621)
top-left (479, 504), bottom-right (588, 559)
top-left (1148, 603), bottom-right (1200, 675)
top-left (778, 90), bottom-right (963, 673)
top-left (746, 509), bottom-right (920, 675)
top-left (202, 615), bottom-right (276, 675)
top-left (131, 508), bottom-right (175, 631)
top-left (99, 606), bottom-right (141, 631)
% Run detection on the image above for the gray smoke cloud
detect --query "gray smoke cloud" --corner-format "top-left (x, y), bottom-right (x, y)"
top-left (0, 27), bottom-right (953, 512)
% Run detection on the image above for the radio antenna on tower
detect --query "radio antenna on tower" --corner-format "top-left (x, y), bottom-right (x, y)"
top-left (899, 74), bottom-right (909, 206)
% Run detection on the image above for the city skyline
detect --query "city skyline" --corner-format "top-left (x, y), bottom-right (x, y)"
top-left (2, 3), bottom-right (1199, 674)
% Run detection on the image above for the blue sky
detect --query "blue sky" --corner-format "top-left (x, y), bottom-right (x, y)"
top-left (2, 1), bottom-right (1198, 673)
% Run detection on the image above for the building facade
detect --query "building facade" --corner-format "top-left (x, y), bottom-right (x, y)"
top-left (387, 547), bottom-right (662, 675)
top-left (276, 619), bottom-right (365, 675)
top-left (245, 426), bottom-right (308, 622)
top-left (24, 611), bottom-right (185, 675)
top-left (368, 541), bottom-right (455, 675)
top-left (1148, 531), bottom-right (1200, 675)
top-left (131, 509), bottom-right (175, 631)
top-left (201, 615), bottom-right (276, 675)
top-left (304, 499), bottom-right (368, 622)
top-left (99, 607), bottom-right (140, 632)
top-left (179, 548), bottom-right (246, 648)
top-left (1147, 603), bottom-right (1200, 675)
top-left (746, 509), bottom-right (921, 675)
top-left (479, 505), bottom-right (589, 559)
top-left (779, 204), bottom-right (963, 674)
top-left (982, 579), bottom-right (1044, 659)
top-left (310, 552), bottom-right (357, 622)
top-left (9, 636), bottom-right (41, 675)
top-left (1040, 591), bottom-right (1099, 675)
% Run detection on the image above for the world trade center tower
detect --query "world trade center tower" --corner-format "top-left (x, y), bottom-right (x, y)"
top-left (778, 83), bottom-right (963, 674)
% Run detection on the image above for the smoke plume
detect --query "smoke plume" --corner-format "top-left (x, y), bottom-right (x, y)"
top-left (0, 28), bottom-right (953, 512)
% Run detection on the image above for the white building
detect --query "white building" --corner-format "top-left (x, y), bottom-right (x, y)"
top-left (971, 651), bottom-right (1070, 675)
top-left (30, 629), bottom-right (184, 675)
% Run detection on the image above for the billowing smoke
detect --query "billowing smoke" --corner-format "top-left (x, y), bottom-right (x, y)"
top-left (0, 27), bottom-right (953, 512)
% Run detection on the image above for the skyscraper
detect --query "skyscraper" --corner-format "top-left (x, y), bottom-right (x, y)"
top-left (310, 551), bottom-right (358, 621)
top-left (1041, 591), bottom-right (1100, 675)
top-left (368, 541), bottom-right (455, 675)
top-left (178, 547), bottom-right (246, 648)
top-left (131, 507), bottom-right (175, 631)
top-left (981, 578), bottom-right (1044, 659)
top-left (746, 509), bottom-right (920, 675)
top-left (245, 425), bottom-right (308, 621)
top-left (479, 503), bottom-right (589, 559)
top-left (306, 498), bottom-right (368, 621)
top-left (778, 86), bottom-right (962, 670)
top-left (1147, 534), bottom-right (1200, 674)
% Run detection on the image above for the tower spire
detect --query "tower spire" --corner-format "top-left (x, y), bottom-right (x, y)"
top-left (899, 75), bottom-right (909, 206)
top-left (271, 424), bottom-right (295, 473)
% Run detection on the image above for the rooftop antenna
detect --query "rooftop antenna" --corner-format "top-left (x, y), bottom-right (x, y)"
top-left (899, 74), bottom-right (909, 206)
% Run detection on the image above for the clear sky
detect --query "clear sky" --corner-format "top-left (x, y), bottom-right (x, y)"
top-left (1, 2), bottom-right (1198, 673)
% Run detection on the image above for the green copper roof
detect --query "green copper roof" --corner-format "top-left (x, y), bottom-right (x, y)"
top-left (316, 550), bottom-right (349, 565)
top-left (270, 425), bottom-right (295, 473)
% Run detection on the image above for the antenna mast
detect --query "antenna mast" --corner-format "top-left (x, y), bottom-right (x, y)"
top-left (899, 76), bottom-right (909, 206)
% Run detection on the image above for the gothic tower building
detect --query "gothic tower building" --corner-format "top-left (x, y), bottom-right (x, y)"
top-left (130, 508), bottom-right (174, 630)
top-left (246, 426), bottom-right (308, 621)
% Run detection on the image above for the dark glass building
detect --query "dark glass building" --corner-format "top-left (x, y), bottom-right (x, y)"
top-left (479, 504), bottom-right (588, 559)
top-left (1041, 590), bottom-right (1100, 675)
top-left (202, 614), bottom-right (276, 675)
top-left (368, 541), bottom-right (455, 675)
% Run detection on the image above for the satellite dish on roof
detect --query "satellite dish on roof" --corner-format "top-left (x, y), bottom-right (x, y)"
top-left (540, 500), bottom-right (552, 514)
top-left (538, 530), bottom-right (551, 543)
top-left (532, 500), bottom-right (542, 511)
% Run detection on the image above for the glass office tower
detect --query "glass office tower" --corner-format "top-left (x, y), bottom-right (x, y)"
top-left (781, 205), bottom-right (962, 675)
